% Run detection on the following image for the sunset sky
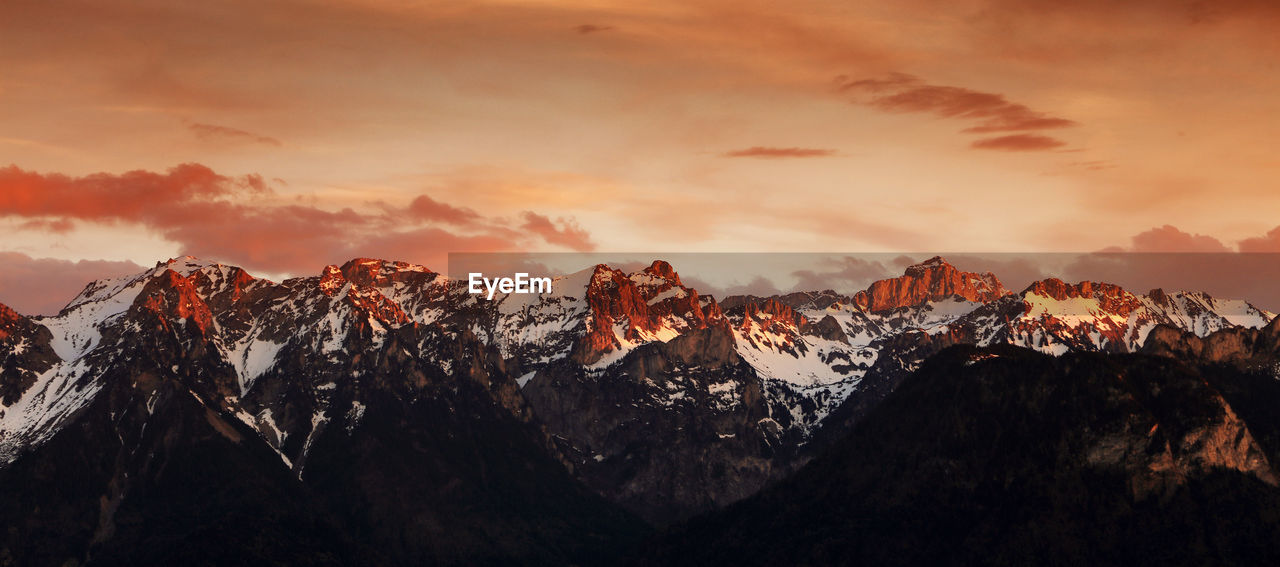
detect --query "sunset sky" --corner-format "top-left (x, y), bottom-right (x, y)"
top-left (3, 0), bottom-right (1280, 314)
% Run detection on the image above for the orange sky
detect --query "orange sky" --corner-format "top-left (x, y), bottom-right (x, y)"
top-left (2, 0), bottom-right (1280, 313)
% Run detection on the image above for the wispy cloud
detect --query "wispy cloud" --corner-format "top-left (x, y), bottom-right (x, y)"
top-left (970, 134), bottom-right (1066, 151)
top-left (520, 212), bottom-right (595, 252)
top-left (574, 24), bottom-right (614, 34)
top-left (723, 146), bottom-right (836, 158)
top-left (837, 73), bottom-right (1074, 150)
top-left (1066, 160), bottom-right (1116, 171)
top-left (186, 121), bottom-right (282, 147)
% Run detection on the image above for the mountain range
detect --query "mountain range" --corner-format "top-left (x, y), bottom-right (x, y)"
top-left (1, 254), bottom-right (1278, 565)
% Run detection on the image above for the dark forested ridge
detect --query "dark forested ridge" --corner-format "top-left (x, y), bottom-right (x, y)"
top-left (641, 342), bottom-right (1280, 566)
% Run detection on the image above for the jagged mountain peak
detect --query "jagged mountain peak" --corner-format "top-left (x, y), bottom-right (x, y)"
top-left (587, 262), bottom-right (617, 281)
top-left (854, 256), bottom-right (1008, 312)
top-left (569, 261), bottom-right (725, 365)
top-left (740, 298), bottom-right (806, 328)
top-left (901, 255), bottom-right (949, 275)
top-left (579, 261), bottom-right (687, 292)
top-left (336, 257), bottom-right (434, 280)
top-left (1019, 277), bottom-right (1144, 321)
top-left (577, 261), bottom-right (695, 299)
top-left (60, 256), bottom-right (258, 317)
top-left (157, 255), bottom-right (226, 272)
top-left (643, 260), bottom-right (682, 286)
top-left (316, 258), bottom-right (439, 299)
top-left (132, 268), bottom-right (217, 335)
top-left (1023, 277), bottom-right (1132, 301)
top-left (1148, 287), bottom-right (1173, 306)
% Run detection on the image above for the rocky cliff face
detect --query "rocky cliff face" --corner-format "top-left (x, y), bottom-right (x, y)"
top-left (851, 256), bottom-right (1008, 312)
top-left (0, 302), bottom-right (59, 407)
top-left (1143, 315), bottom-right (1280, 369)
top-left (573, 262), bottom-right (724, 365)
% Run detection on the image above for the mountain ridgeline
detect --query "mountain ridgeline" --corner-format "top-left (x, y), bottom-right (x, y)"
top-left (1, 255), bottom-right (1278, 565)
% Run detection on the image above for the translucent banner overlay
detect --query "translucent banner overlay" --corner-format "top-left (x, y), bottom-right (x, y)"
top-left (448, 252), bottom-right (1280, 314)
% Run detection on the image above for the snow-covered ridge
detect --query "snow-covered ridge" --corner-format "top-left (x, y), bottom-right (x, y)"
top-left (2, 256), bottom-right (464, 466)
top-left (1007, 282), bottom-right (1275, 355)
top-left (3, 257), bottom-right (272, 462)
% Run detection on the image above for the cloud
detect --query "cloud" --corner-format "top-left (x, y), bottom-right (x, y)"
top-left (681, 275), bottom-right (785, 300)
top-left (1133, 225), bottom-right (1231, 253)
top-left (0, 252), bottom-right (145, 316)
top-left (721, 276), bottom-right (787, 298)
top-left (407, 194), bottom-right (482, 226)
top-left (574, 24), bottom-right (614, 34)
top-left (1100, 223), bottom-right (1280, 254)
top-left (156, 203), bottom-right (375, 273)
top-left (0, 163), bottom-right (264, 223)
top-left (520, 212), bottom-right (596, 252)
top-left (837, 73), bottom-right (1075, 150)
top-left (1239, 226), bottom-right (1280, 252)
top-left (0, 164), bottom-right (597, 275)
top-left (838, 73), bottom-right (1074, 132)
top-left (789, 256), bottom-right (894, 294)
top-left (723, 147), bottom-right (836, 158)
top-left (1109, 224), bottom-right (1232, 253)
top-left (186, 122), bottom-right (282, 147)
top-left (1066, 160), bottom-right (1116, 171)
top-left (970, 134), bottom-right (1067, 151)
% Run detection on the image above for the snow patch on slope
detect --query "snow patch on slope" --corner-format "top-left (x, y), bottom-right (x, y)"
top-left (0, 362), bottom-right (104, 463)
top-left (225, 338), bottom-right (285, 394)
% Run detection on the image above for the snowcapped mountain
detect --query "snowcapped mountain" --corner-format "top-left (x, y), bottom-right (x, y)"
top-left (0, 253), bottom-right (1276, 541)
top-left (951, 278), bottom-right (1274, 355)
top-left (786, 260), bottom-right (1274, 455)
top-left (852, 255), bottom-right (1008, 311)
top-left (0, 256), bottom-right (642, 565)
